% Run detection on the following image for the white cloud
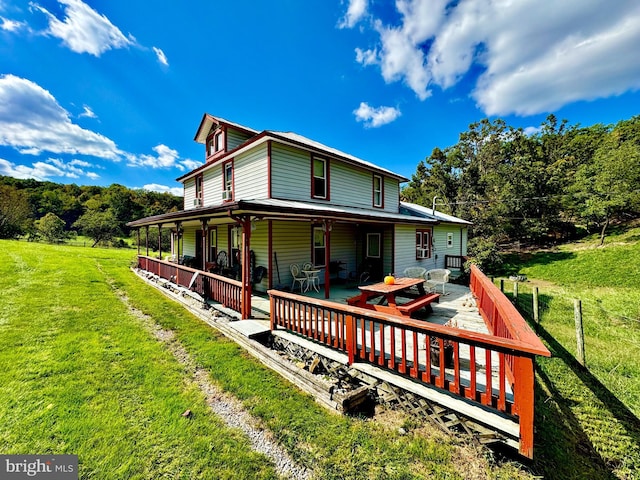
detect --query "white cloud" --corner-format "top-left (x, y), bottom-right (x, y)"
top-left (0, 74), bottom-right (122, 159)
top-left (345, 0), bottom-right (640, 116)
top-left (32, 0), bottom-right (133, 56)
top-left (338, 0), bottom-right (368, 29)
top-left (153, 46), bottom-right (168, 66)
top-left (353, 102), bottom-right (401, 127)
top-left (355, 47), bottom-right (377, 66)
top-left (0, 156), bottom-right (99, 180)
top-left (1, 16), bottom-right (26, 31)
top-left (142, 183), bottom-right (183, 197)
top-left (181, 159), bottom-right (201, 171)
top-left (522, 126), bottom-right (542, 137)
top-left (79, 105), bottom-right (96, 118)
top-left (126, 144), bottom-right (195, 171)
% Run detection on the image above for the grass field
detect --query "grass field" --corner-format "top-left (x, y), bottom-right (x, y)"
top-left (0, 240), bottom-right (533, 479)
top-left (498, 226), bottom-right (640, 479)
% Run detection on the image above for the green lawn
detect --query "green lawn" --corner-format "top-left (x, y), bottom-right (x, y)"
top-left (497, 226), bottom-right (640, 479)
top-left (0, 240), bottom-right (533, 479)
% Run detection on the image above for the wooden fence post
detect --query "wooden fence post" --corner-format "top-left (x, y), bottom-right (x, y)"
top-left (500, 279), bottom-right (504, 293)
top-left (533, 287), bottom-right (539, 325)
top-left (513, 282), bottom-right (519, 305)
top-left (574, 299), bottom-right (586, 367)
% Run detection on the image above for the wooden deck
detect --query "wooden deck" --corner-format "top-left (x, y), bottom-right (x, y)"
top-left (135, 256), bottom-right (549, 459)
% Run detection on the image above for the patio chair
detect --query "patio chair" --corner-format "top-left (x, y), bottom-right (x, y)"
top-left (290, 264), bottom-right (307, 292)
top-left (403, 267), bottom-right (426, 279)
top-left (425, 268), bottom-right (451, 294)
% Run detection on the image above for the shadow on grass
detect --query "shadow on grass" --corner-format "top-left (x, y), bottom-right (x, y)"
top-left (532, 325), bottom-right (640, 478)
top-left (497, 251), bottom-right (576, 276)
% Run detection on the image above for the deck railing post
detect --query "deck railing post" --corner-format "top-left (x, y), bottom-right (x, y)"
top-left (345, 314), bottom-right (356, 365)
top-left (513, 355), bottom-right (535, 459)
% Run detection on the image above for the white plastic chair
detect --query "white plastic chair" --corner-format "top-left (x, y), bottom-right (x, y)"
top-left (290, 264), bottom-right (307, 292)
top-left (425, 269), bottom-right (451, 294)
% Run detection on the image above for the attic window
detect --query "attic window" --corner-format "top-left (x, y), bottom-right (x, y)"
top-left (206, 130), bottom-right (224, 157)
top-left (214, 131), bottom-right (224, 152)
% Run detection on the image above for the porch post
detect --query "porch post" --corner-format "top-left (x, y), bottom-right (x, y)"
top-left (201, 218), bottom-right (209, 269)
top-left (136, 228), bottom-right (140, 255)
top-left (145, 226), bottom-right (149, 256)
top-left (175, 221), bottom-right (182, 262)
top-left (240, 216), bottom-right (252, 319)
top-left (157, 223), bottom-right (163, 260)
top-left (323, 220), bottom-right (332, 299)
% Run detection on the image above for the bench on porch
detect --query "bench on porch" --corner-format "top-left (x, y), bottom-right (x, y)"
top-left (397, 292), bottom-right (440, 316)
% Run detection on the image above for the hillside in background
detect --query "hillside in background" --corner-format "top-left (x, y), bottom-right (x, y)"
top-left (0, 176), bottom-right (182, 244)
top-left (402, 114), bottom-right (640, 272)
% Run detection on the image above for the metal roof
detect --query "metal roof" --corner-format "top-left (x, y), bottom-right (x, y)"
top-left (127, 198), bottom-right (448, 228)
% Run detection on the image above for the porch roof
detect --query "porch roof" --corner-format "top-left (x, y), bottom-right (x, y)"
top-left (126, 198), bottom-right (443, 228)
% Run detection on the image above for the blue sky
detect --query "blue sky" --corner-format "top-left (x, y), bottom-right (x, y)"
top-left (1, 0), bottom-right (639, 197)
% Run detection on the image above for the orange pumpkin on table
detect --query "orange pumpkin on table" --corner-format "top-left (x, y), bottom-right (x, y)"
top-left (383, 274), bottom-right (395, 285)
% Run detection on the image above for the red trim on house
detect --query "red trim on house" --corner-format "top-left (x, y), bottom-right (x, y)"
top-left (267, 140), bottom-right (272, 199)
top-left (180, 128), bottom-right (407, 184)
top-left (416, 228), bottom-right (433, 260)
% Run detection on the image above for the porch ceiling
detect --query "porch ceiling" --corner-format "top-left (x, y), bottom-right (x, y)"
top-left (126, 198), bottom-right (440, 229)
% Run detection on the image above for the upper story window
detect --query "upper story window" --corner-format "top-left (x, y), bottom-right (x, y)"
top-left (194, 174), bottom-right (203, 207)
top-left (416, 229), bottom-right (432, 259)
top-left (223, 161), bottom-right (233, 201)
top-left (312, 157), bottom-right (328, 200)
top-left (373, 174), bottom-right (383, 208)
top-left (207, 130), bottom-right (225, 157)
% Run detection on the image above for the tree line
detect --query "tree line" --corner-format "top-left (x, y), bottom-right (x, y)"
top-left (401, 114), bottom-right (640, 270)
top-left (0, 177), bottom-right (182, 247)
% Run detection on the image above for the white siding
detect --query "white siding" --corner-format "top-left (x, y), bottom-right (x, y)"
top-left (271, 142), bottom-right (400, 213)
top-left (384, 176), bottom-right (400, 213)
top-left (394, 224), bottom-right (437, 274)
top-left (183, 179), bottom-right (196, 210)
top-left (182, 228), bottom-right (196, 257)
top-left (330, 223), bottom-right (357, 281)
top-left (271, 144), bottom-right (310, 201)
top-left (433, 225), bottom-right (469, 263)
top-left (383, 228), bottom-right (393, 276)
top-left (202, 166), bottom-right (222, 207)
top-left (226, 128), bottom-right (253, 151)
top-left (271, 220), bottom-right (313, 289)
top-left (235, 144), bottom-right (268, 200)
top-left (330, 161), bottom-right (371, 209)
top-left (250, 221), bottom-right (269, 292)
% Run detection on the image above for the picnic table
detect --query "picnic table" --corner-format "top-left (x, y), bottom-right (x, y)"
top-left (346, 277), bottom-right (440, 318)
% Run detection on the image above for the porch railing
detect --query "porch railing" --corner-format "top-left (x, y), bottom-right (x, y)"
top-left (136, 256), bottom-right (242, 313)
top-left (444, 255), bottom-right (467, 270)
top-left (268, 266), bottom-right (549, 459)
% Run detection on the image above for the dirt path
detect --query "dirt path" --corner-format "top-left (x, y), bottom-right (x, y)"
top-left (103, 272), bottom-right (311, 480)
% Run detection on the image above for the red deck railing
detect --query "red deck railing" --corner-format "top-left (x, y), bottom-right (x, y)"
top-left (137, 256), bottom-right (242, 313)
top-left (269, 266), bottom-right (549, 459)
